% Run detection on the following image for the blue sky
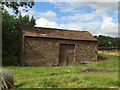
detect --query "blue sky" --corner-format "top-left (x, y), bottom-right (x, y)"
top-left (7, 1), bottom-right (118, 37)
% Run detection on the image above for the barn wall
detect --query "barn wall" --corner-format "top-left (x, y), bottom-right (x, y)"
top-left (75, 42), bottom-right (98, 64)
top-left (23, 36), bottom-right (97, 66)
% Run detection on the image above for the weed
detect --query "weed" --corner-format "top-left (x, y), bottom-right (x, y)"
top-left (42, 79), bottom-right (60, 88)
top-left (97, 54), bottom-right (107, 60)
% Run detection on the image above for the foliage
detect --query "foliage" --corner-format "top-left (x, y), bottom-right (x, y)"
top-left (95, 35), bottom-right (119, 50)
top-left (2, 56), bottom-right (17, 66)
top-left (3, 54), bottom-right (119, 88)
top-left (1, 1), bottom-right (34, 14)
top-left (97, 54), bottom-right (107, 60)
top-left (2, 11), bottom-right (20, 56)
top-left (1, 1), bottom-right (35, 58)
top-left (18, 14), bottom-right (35, 27)
top-left (2, 11), bottom-right (35, 57)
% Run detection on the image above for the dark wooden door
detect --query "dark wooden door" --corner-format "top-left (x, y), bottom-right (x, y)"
top-left (59, 44), bottom-right (75, 66)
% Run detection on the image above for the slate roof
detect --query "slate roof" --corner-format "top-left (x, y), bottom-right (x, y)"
top-left (22, 27), bottom-right (97, 41)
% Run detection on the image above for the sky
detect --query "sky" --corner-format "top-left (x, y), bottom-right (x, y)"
top-left (6, 1), bottom-right (119, 37)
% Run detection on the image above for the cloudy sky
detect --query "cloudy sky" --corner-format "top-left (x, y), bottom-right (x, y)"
top-left (7, 1), bottom-right (119, 37)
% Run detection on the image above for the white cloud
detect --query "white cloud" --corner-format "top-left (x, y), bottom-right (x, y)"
top-left (51, 2), bottom-right (118, 14)
top-left (86, 2), bottom-right (118, 15)
top-left (100, 16), bottom-right (118, 37)
top-left (38, 10), bottom-right (57, 21)
top-left (20, 9), bottom-right (57, 21)
top-left (18, 8), bottom-right (57, 21)
top-left (60, 22), bottom-right (102, 34)
top-left (35, 15), bottom-right (118, 38)
top-left (50, 2), bottom-right (118, 37)
top-left (50, 2), bottom-right (83, 13)
top-left (50, 2), bottom-right (118, 21)
top-left (35, 18), bottom-right (58, 28)
top-left (35, 16), bottom-right (118, 37)
top-left (35, 17), bottom-right (102, 36)
top-left (61, 13), bottom-right (97, 22)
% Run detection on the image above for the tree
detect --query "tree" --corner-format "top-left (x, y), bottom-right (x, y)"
top-left (1, 1), bottom-right (35, 65)
top-left (30, 16), bottom-right (36, 26)
top-left (17, 14), bottom-right (35, 27)
top-left (97, 35), bottom-right (119, 50)
top-left (1, 1), bottom-right (34, 14)
top-left (2, 10), bottom-right (20, 56)
top-left (2, 10), bottom-right (35, 57)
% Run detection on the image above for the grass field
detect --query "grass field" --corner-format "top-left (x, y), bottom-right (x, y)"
top-left (2, 52), bottom-right (119, 88)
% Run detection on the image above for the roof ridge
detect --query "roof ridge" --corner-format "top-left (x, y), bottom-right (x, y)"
top-left (35, 27), bottom-right (89, 33)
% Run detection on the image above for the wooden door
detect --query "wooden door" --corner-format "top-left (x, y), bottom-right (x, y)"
top-left (59, 44), bottom-right (75, 66)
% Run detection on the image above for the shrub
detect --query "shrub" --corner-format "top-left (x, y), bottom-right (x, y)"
top-left (2, 56), bottom-right (17, 66)
top-left (97, 54), bottom-right (107, 60)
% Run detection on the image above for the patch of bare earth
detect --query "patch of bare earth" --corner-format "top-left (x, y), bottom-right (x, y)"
top-left (98, 51), bottom-right (120, 56)
top-left (76, 68), bottom-right (118, 74)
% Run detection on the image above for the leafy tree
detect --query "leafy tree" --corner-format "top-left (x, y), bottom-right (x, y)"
top-left (2, 10), bottom-right (20, 56)
top-left (1, 1), bottom-right (35, 65)
top-left (97, 35), bottom-right (119, 50)
top-left (1, 1), bottom-right (34, 14)
top-left (2, 10), bottom-right (35, 57)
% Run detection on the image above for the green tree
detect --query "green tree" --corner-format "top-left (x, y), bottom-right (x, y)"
top-left (30, 16), bottom-right (36, 26)
top-left (2, 10), bottom-right (35, 65)
top-left (18, 14), bottom-right (35, 27)
top-left (97, 35), bottom-right (119, 50)
top-left (1, 1), bottom-right (34, 14)
top-left (1, 1), bottom-right (35, 65)
top-left (2, 10), bottom-right (20, 56)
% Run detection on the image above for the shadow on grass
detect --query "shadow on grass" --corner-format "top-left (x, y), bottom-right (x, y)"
top-left (76, 68), bottom-right (118, 74)
top-left (15, 82), bottom-right (26, 88)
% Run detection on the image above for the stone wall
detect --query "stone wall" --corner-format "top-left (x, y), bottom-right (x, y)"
top-left (75, 41), bottom-right (98, 64)
top-left (23, 36), bottom-right (98, 66)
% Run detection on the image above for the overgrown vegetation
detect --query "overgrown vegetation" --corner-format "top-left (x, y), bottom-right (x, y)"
top-left (95, 35), bottom-right (119, 50)
top-left (2, 11), bottom-right (35, 64)
top-left (3, 54), bottom-right (119, 88)
top-left (1, 1), bottom-right (35, 65)
top-left (97, 54), bottom-right (107, 60)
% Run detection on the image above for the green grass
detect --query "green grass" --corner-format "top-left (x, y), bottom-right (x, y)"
top-left (2, 54), bottom-right (119, 88)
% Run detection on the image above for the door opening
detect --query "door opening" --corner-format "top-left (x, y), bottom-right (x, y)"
top-left (59, 44), bottom-right (75, 66)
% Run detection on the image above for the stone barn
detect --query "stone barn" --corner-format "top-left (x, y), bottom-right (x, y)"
top-left (19, 27), bottom-right (98, 66)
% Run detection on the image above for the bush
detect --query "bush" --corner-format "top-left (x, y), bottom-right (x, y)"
top-left (97, 54), bottom-right (107, 60)
top-left (2, 56), bottom-right (17, 66)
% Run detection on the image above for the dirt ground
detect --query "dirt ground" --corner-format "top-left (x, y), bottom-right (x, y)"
top-left (98, 50), bottom-right (120, 56)
top-left (76, 68), bottom-right (118, 74)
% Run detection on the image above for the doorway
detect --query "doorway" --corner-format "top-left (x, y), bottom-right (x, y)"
top-left (59, 44), bottom-right (75, 66)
